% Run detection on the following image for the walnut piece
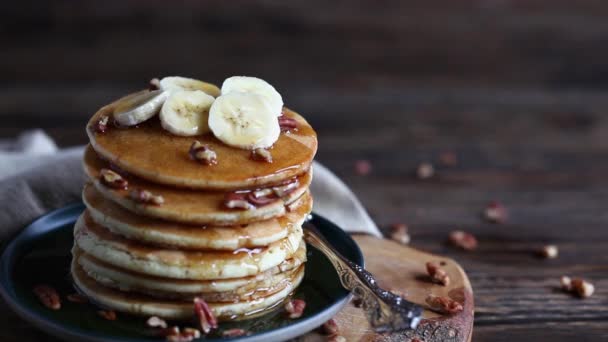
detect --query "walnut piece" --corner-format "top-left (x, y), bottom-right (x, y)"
top-left (194, 297), bottom-right (217, 334)
top-left (224, 192), bottom-right (254, 210)
top-left (285, 299), bottom-right (306, 319)
top-left (425, 294), bottom-right (463, 314)
top-left (561, 276), bottom-right (595, 298)
top-left (100, 168), bottom-right (128, 190)
top-left (189, 141), bottom-right (217, 165)
top-left (426, 261), bottom-right (450, 286)
top-left (94, 115), bottom-right (110, 134)
top-left (130, 189), bottom-right (164, 205)
top-left (33, 284), bottom-right (61, 310)
top-left (449, 230), bottom-right (478, 251)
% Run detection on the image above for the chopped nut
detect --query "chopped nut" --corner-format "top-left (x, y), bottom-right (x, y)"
top-left (100, 168), bottom-right (128, 190)
top-left (426, 261), bottom-right (450, 286)
top-left (449, 230), bottom-right (478, 251)
top-left (389, 223), bottom-right (410, 245)
top-left (571, 278), bottom-right (595, 298)
top-left (66, 293), bottom-right (88, 304)
top-left (222, 328), bottom-right (249, 337)
top-left (416, 162), bottom-right (434, 179)
top-left (540, 245), bottom-right (558, 259)
top-left (146, 316), bottom-right (168, 329)
top-left (328, 335), bottom-right (346, 342)
top-left (224, 192), bottom-right (254, 210)
top-left (194, 297), bottom-right (217, 334)
top-left (189, 141), bottom-right (218, 165)
top-left (272, 179), bottom-right (299, 197)
top-left (130, 189), bottom-right (164, 205)
top-left (560, 276), bottom-right (572, 292)
top-left (483, 201), bottom-right (508, 223)
top-left (97, 310), bottom-right (117, 320)
top-left (149, 78), bottom-right (161, 91)
top-left (251, 148), bottom-right (273, 163)
top-left (33, 284), bottom-right (61, 310)
top-left (278, 116), bottom-right (299, 132)
top-left (285, 299), bottom-right (306, 319)
top-left (438, 151), bottom-right (458, 167)
top-left (321, 318), bottom-right (339, 335)
top-left (94, 115), bottom-right (110, 134)
top-left (355, 159), bottom-right (372, 175)
top-left (246, 191), bottom-right (279, 206)
top-left (425, 294), bottom-right (463, 314)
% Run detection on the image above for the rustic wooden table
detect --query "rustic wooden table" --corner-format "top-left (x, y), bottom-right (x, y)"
top-left (2, 1), bottom-right (607, 341)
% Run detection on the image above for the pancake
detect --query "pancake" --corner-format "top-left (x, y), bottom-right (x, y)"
top-left (74, 212), bottom-right (303, 280)
top-left (72, 259), bottom-right (304, 320)
top-left (75, 248), bottom-right (304, 302)
top-left (83, 145), bottom-right (312, 226)
top-left (83, 184), bottom-right (312, 250)
top-left (87, 94), bottom-right (317, 190)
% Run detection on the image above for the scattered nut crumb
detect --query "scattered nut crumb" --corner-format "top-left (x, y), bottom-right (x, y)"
top-left (561, 277), bottom-right (594, 298)
top-left (130, 189), bottom-right (164, 205)
top-left (194, 297), bottom-right (217, 334)
top-left (285, 299), bottom-right (306, 319)
top-left (222, 328), bottom-right (249, 337)
top-left (438, 151), bottom-right (458, 167)
top-left (251, 148), bottom-right (273, 163)
top-left (449, 230), bottom-right (478, 251)
top-left (327, 335), bottom-right (346, 342)
top-left (483, 201), bottom-right (508, 223)
top-left (425, 294), bottom-right (463, 314)
top-left (146, 316), bottom-right (168, 329)
top-left (149, 78), bottom-right (160, 90)
top-left (33, 284), bottom-right (61, 310)
top-left (389, 223), bottom-right (410, 245)
top-left (355, 159), bottom-right (372, 176)
top-left (321, 318), bottom-right (339, 335)
top-left (100, 168), bottom-right (128, 190)
top-left (540, 245), bottom-right (558, 259)
top-left (416, 162), bottom-right (434, 179)
top-left (426, 261), bottom-right (450, 286)
top-left (189, 141), bottom-right (217, 165)
top-left (97, 310), bottom-right (117, 321)
top-left (66, 293), bottom-right (88, 304)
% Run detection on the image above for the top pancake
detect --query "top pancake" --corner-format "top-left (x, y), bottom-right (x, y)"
top-left (87, 90), bottom-right (318, 190)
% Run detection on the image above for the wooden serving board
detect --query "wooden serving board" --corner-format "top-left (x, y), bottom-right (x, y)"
top-left (300, 235), bottom-right (474, 342)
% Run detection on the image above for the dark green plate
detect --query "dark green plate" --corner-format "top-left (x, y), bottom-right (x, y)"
top-left (0, 203), bottom-right (363, 342)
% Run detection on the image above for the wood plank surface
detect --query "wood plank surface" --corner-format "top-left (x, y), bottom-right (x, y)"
top-left (2, 1), bottom-right (608, 341)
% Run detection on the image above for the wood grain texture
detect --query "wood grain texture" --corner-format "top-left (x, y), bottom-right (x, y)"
top-left (2, 1), bottom-right (608, 340)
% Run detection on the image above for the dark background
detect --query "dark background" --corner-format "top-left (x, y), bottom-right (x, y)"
top-left (2, 1), bottom-right (608, 341)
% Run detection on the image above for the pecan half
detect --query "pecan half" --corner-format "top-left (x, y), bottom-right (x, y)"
top-left (425, 294), bottom-right (463, 314)
top-left (222, 328), bottom-right (249, 337)
top-left (33, 284), bottom-right (61, 310)
top-left (390, 223), bottom-right (410, 245)
top-left (449, 230), bottom-right (478, 251)
top-left (100, 168), bottom-right (128, 190)
top-left (147, 316), bottom-right (168, 329)
top-left (279, 116), bottom-right (298, 132)
top-left (149, 78), bottom-right (161, 91)
top-left (130, 189), bottom-right (164, 205)
top-left (189, 141), bottom-right (217, 165)
top-left (426, 261), bottom-right (450, 286)
top-left (98, 310), bottom-right (117, 320)
top-left (285, 299), bottom-right (306, 319)
top-left (224, 192), bottom-right (254, 210)
top-left (194, 297), bottom-right (217, 334)
top-left (416, 162), bottom-right (434, 179)
top-left (322, 318), bottom-right (339, 335)
top-left (483, 201), bottom-right (508, 223)
top-left (251, 148), bottom-right (273, 163)
top-left (66, 293), bottom-right (88, 304)
top-left (94, 115), bottom-right (110, 134)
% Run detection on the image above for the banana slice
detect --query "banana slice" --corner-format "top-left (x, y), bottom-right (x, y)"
top-left (209, 92), bottom-right (280, 149)
top-left (113, 90), bottom-right (169, 126)
top-left (159, 90), bottom-right (215, 136)
top-left (159, 76), bottom-right (220, 97)
top-left (221, 76), bottom-right (283, 117)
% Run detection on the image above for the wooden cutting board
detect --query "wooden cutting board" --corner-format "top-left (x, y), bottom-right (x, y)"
top-left (300, 235), bottom-right (474, 342)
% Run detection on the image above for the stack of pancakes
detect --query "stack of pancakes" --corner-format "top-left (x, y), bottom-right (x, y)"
top-left (71, 92), bottom-right (317, 321)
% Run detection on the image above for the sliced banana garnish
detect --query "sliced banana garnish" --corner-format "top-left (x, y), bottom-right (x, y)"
top-left (221, 76), bottom-right (283, 117)
top-left (209, 92), bottom-right (280, 149)
top-left (159, 76), bottom-right (220, 97)
top-left (113, 90), bottom-right (169, 127)
top-left (159, 90), bottom-right (215, 136)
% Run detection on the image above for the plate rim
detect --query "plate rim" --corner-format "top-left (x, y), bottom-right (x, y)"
top-left (0, 203), bottom-right (364, 342)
